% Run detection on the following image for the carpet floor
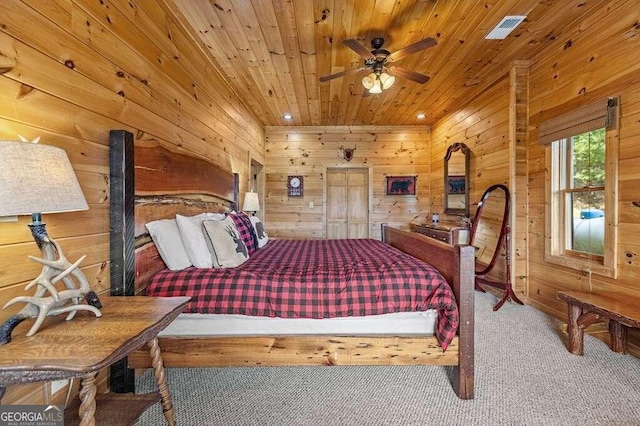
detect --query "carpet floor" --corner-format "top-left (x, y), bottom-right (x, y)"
top-left (135, 292), bottom-right (640, 425)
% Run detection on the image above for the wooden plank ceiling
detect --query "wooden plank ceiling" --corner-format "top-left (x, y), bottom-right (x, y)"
top-left (172, 0), bottom-right (608, 126)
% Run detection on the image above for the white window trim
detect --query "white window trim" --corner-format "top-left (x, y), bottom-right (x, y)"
top-left (544, 115), bottom-right (619, 279)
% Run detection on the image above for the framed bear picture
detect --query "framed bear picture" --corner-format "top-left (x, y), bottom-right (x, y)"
top-left (386, 176), bottom-right (416, 196)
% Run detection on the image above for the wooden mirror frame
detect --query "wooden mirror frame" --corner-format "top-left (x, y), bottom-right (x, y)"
top-left (469, 184), bottom-right (510, 276)
top-left (469, 184), bottom-right (523, 311)
top-left (443, 142), bottom-right (470, 216)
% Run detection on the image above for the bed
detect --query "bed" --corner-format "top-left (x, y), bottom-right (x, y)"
top-left (108, 130), bottom-right (476, 399)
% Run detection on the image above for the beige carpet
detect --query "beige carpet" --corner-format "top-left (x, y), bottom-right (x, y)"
top-left (135, 292), bottom-right (640, 425)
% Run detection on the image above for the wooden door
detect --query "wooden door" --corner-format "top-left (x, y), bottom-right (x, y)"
top-left (326, 168), bottom-right (369, 239)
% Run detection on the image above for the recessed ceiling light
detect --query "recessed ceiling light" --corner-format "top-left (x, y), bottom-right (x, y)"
top-left (283, 114), bottom-right (293, 120)
top-left (416, 113), bottom-right (426, 120)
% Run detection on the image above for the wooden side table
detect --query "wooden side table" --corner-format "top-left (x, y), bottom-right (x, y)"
top-left (0, 296), bottom-right (189, 426)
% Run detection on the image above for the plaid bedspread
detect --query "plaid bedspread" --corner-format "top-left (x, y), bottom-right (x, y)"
top-left (148, 239), bottom-right (459, 349)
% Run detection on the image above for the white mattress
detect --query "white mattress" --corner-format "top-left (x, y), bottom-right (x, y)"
top-left (159, 310), bottom-right (438, 336)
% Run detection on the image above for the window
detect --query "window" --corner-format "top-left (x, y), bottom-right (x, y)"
top-left (558, 129), bottom-right (605, 257)
top-left (541, 98), bottom-right (618, 278)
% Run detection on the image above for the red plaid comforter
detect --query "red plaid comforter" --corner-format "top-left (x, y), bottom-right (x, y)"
top-left (148, 239), bottom-right (459, 349)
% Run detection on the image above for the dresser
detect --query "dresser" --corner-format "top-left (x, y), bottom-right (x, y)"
top-left (410, 222), bottom-right (469, 245)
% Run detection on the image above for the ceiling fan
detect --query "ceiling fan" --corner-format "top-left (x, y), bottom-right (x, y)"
top-left (319, 36), bottom-right (437, 93)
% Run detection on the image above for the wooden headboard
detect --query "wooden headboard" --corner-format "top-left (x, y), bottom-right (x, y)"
top-left (109, 130), bottom-right (238, 297)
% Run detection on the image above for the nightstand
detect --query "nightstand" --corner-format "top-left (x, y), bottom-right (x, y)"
top-left (0, 296), bottom-right (189, 426)
top-left (410, 222), bottom-right (469, 245)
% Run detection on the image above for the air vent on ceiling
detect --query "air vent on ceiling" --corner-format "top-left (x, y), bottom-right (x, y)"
top-left (485, 15), bottom-right (526, 40)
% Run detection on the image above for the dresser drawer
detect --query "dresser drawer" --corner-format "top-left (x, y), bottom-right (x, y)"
top-left (417, 227), bottom-right (451, 243)
top-left (410, 223), bottom-right (468, 245)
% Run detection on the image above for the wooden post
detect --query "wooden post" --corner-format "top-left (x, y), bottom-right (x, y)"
top-left (109, 130), bottom-right (136, 393)
top-left (566, 303), bottom-right (584, 355)
top-left (453, 244), bottom-right (475, 400)
top-left (608, 320), bottom-right (628, 353)
top-left (109, 129), bottom-right (135, 297)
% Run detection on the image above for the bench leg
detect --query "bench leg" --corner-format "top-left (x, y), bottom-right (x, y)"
top-left (608, 320), bottom-right (628, 353)
top-left (566, 303), bottom-right (584, 355)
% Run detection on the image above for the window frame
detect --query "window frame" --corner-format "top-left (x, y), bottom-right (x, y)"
top-left (544, 104), bottom-right (619, 279)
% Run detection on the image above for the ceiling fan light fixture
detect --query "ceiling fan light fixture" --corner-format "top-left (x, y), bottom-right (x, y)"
top-left (322, 36), bottom-right (436, 90)
top-left (361, 73), bottom-right (376, 90)
top-left (380, 72), bottom-right (395, 89)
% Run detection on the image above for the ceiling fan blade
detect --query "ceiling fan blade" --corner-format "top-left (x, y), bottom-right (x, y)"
top-left (387, 66), bottom-right (430, 84)
top-left (342, 39), bottom-right (375, 59)
top-left (319, 67), bottom-right (364, 82)
top-left (387, 37), bottom-right (437, 62)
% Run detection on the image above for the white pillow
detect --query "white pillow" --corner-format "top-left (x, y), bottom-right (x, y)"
top-left (249, 216), bottom-right (269, 248)
top-left (145, 219), bottom-right (192, 270)
top-left (206, 212), bottom-right (227, 221)
top-left (202, 217), bottom-right (249, 268)
top-left (176, 213), bottom-right (213, 268)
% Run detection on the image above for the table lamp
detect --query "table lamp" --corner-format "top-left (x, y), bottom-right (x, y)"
top-left (242, 191), bottom-right (260, 216)
top-left (0, 138), bottom-right (102, 344)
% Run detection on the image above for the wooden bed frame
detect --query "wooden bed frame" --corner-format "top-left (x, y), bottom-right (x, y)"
top-left (108, 130), bottom-right (476, 399)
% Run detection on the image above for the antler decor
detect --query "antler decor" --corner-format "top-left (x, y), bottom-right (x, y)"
top-left (0, 235), bottom-right (102, 343)
top-left (341, 146), bottom-right (356, 162)
top-left (0, 138), bottom-right (101, 344)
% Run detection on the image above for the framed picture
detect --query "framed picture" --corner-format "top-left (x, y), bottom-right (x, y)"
top-left (446, 175), bottom-right (466, 209)
top-left (386, 176), bottom-right (416, 195)
top-left (447, 175), bottom-right (466, 194)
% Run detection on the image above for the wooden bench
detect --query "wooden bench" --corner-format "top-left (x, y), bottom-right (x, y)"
top-left (557, 291), bottom-right (640, 355)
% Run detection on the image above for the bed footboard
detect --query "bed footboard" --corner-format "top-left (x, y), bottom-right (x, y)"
top-left (383, 225), bottom-right (475, 399)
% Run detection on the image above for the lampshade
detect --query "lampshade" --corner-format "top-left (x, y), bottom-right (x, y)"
top-left (242, 191), bottom-right (260, 212)
top-left (0, 140), bottom-right (88, 216)
top-left (380, 72), bottom-right (396, 89)
top-left (369, 80), bottom-right (383, 94)
top-left (361, 72), bottom-right (376, 90)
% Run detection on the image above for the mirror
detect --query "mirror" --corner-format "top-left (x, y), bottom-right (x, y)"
top-left (469, 184), bottom-right (523, 311)
top-left (444, 142), bottom-right (470, 216)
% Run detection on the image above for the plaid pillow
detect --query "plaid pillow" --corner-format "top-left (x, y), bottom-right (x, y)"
top-left (229, 212), bottom-right (258, 254)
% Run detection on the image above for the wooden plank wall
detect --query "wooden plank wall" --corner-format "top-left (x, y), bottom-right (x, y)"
top-left (429, 77), bottom-right (519, 294)
top-left (431, 2), bottom-right (640, 356)
top-left (525, 1), bottom-right (640, 355)
top-left (430, 79), bottom-right (511, 216)
top-left (264, 126), bottom-right (430, 240)
top-left (0, 0), bottom-right (263, 405)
